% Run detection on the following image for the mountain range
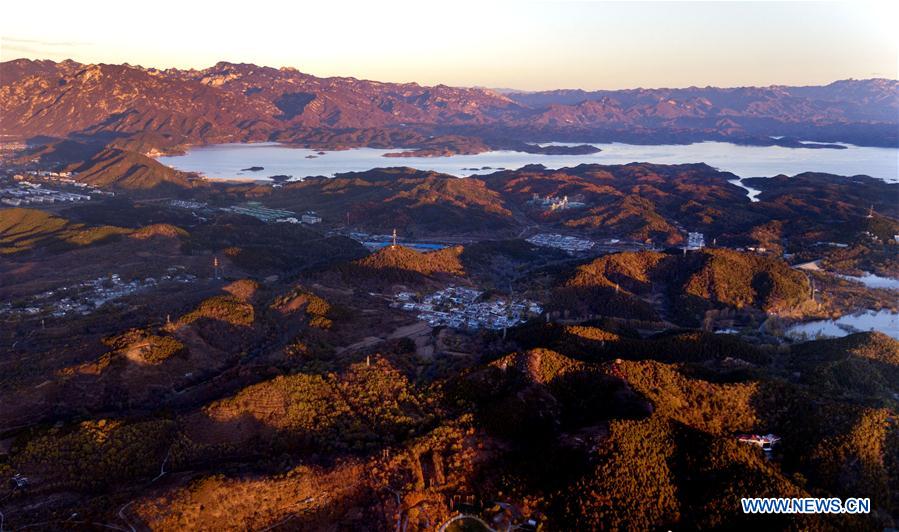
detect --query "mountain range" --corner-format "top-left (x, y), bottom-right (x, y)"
top-left (2, 59), bottom-right (897, 155)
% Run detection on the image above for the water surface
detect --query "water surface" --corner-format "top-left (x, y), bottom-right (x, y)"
top-left (837, 273), bottom-right (899, 291)
top-left (785, 310), bottom-right (899, 340)
top-left (158, 141), bottom-right (899, 185)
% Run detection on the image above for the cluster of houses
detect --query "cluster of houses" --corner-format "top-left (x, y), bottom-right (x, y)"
top-left (0, 141), bottom-right (27, 154)
top-left (392, 285), bottom-right (542, 330)
top-left (170, 199), bottom-right (208, 210)
top-left (860, 229), bottom-right (899, 245)
top-left (221, 203), bottom-right (297, 222)
top-left (529, 193), bottom-right (587, 212)
top-left (526, 233), bottom-right (595, 253)
top-left (1, 181), bottom-right (92, 206)
top-left (219, 202), bottom-right (322, 225)
top-left (15, 170), bottom-right (77, 182)
top-left (13, 170), bottom-right (111, 192)
top-left (0, 271), bottom-right (196, 319)
top-left (276, 211), bottom-right (322, 224)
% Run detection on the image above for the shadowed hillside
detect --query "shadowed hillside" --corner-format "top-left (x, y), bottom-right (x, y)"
top-left (184, 213), bottom-right (367, 274)
top-left (789, 332), bottom-right (899, 405)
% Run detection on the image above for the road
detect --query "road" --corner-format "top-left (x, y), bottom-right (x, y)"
top-left (437, 513), bottom-right (496, 532)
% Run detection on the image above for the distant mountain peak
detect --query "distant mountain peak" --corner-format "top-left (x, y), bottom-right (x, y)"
top-left (1, 58), bottom-right (896, 150)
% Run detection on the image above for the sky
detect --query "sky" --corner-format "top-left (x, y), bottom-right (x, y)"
top-left (1, 1), bottom-right (896, 90)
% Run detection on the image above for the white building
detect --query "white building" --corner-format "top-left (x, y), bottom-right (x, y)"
top-left (301, 212), bottom-right (322, 224)
top-left (526, 233), bottom-right (595, 253)
top-left (686, 232), bottom-right (705, 250)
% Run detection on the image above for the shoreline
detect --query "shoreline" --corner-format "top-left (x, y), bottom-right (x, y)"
top-left (155, 140), bottom-right (899, 183)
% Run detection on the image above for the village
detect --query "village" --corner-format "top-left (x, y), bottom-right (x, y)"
top-left (0, 270), bottom-right (197, 319)
top-left (391, 285), bottom-right (543, 330)
top-left (526, 232), bottom-right (596, 253)
top-left (4, 169), bottom-right (115, 192)
top-left (0, 179), bottom-right (93, 206)
top-left (528, 192), bottom-right (588, 212)
top-left (171, 200), bottom-right (324, 225)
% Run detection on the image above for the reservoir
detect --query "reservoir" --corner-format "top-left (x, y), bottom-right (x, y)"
top-left (786, 310), bottom-right (899, 341)
top-left (158, 141), bottom-right (899, 184)
top-left (838, 272), bottom-right (899, 291)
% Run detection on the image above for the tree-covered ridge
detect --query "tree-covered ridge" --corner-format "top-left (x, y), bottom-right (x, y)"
top-left (178, 295), bottom-right (255, 327)
top-left (789, 332), bottom-right (899, 406)
top-left (352, 245), bottom-right (465, 278)
top-left (187, 357), bottom-right (436, 454)
top-left (0, 159), bottom-right (897, 530)
top-left (263, 168), bottom-right (517, 237)
top-left (9, 419), bottom-right (176, 492)
top-left (66, 148), bottom-right (200, 192)
top-left (567, 250), bottom-right (666, 293)
top-left (272, 285), bottom-right (334, 329)
top-left (682, 248), bottom-right (812, 314)
top-left (102, 328), bottom-right (187, 365)
top-left (555, 248), bottom-right (815, 325)
top-left (3, 324), bottom-right (899, 529)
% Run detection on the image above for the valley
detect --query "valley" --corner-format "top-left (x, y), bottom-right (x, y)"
top-left (1, 154), bottom-right (897, 529)
top-left (1, 53), bottom-right (898, 530)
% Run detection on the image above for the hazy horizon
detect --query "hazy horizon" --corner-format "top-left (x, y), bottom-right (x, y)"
top-left (4, 55), bottom-right (896, 93)
top-left (2, 1), bottom-right (896, 91)
top-left (2, 3), bottom-right (899, 529)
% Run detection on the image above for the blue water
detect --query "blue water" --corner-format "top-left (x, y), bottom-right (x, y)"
top-left (363, 242), bottom-right (447, 251)
top-left (158, 141), bottom-right (899, 183)
top-left (838, 273), bottom-right (899, 291)
top-left (786, 310), bottom-right (899, 340)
